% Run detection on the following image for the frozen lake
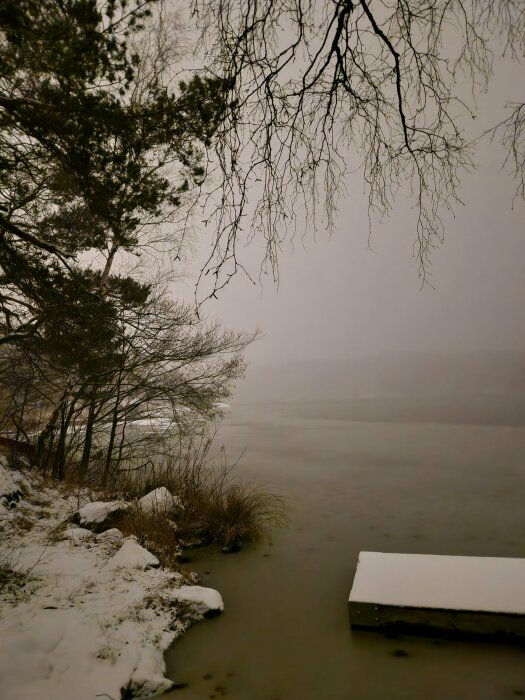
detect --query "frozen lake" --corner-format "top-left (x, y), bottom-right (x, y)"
top-left (165, 397), bottom-right (525, 699)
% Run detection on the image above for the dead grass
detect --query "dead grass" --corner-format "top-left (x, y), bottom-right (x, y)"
top-left (0, 559), bottom-right (25, 591)
top-left (107, 434), bottom-right (287, 549)
top-left (13, 514), bottom-right (35, 532)
top-left (47, 517), bottom-right (73, 543)
top-left (53, 430), bottom-right (287, 556)
top-left (0, 548), bottom-right (39, 601)
top-left (118, 504), bottom-right (180, 569)
top-left (196, 484), bottom-right (284, 547)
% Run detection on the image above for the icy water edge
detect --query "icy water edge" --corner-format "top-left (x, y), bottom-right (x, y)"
top-left (165, 398), bottom-right (525, 700)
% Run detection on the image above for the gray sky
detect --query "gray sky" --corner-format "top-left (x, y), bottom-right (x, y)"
top-left (178, 55), bottom-right (524, 379)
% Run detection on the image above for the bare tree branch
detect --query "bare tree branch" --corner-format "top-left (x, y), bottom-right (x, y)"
top-left (0, 214), bottom-right (73, 261)
top-left (190, 0), bottom-right (523, 297)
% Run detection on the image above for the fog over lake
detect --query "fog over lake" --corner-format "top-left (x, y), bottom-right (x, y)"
top-left (179, 57), bottom-right (524, 395)
top-left (164, 47), bottom-right (525, 700)
top-left (166, 396), bottom-right (525, 700)
top-left (2, 5), bottom-right (524, 699)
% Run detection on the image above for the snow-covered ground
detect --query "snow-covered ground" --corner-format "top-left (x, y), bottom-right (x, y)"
top-left (0, 458), bottom-right (223, 700)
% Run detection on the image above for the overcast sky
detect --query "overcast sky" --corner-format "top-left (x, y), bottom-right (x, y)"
top-left (177, 55), bottom-right (524, 374)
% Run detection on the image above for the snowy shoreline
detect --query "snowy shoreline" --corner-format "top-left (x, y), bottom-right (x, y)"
top-left (0, 459), bottom-right (222, 700)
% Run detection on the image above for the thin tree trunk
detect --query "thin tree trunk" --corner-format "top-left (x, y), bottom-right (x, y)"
top-left (79, 400), bottom-right (97, 479)
top-left (53, 403), bottom-right (69, 480)
top-left (36, 389), bottom-right (69, 474)
top-left (104, 377), bottom-right (123, 485)
top-left (116, 413), bottom-right (128, 467)
top-left (53, 396), bottom-right (79, 480)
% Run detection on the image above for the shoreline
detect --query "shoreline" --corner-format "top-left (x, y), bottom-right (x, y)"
top-left (0, 458), bottom-right (222, 700)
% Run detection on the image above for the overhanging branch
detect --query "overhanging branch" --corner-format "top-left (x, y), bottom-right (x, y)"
top-left (0, 215), bottom-right (73, 262)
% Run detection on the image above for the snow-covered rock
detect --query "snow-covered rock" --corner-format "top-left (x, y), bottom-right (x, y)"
top-left (0, 490), bottom-right (23, 509)
top-left (95, 527), bottom-right (123, 542)
top-left (108, 539), bottom-right (160, 570)
top-left (138, 487), bottom-right (181, 515)
top-left (0, 459), bottom-right (220, 699)
top-left (0, 459), bottom-right (30, 521)
top-left (168, 585), bottom-right (224, 619)
top-left (63, 527), bottom-right (93, 544)
top-left (0, 460), bottom-right (26, 503)
top-left (72, 500), bottom-right (130, 532)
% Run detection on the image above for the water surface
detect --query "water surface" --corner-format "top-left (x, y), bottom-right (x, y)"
top-left (165, 398), bottom-right (525, 700)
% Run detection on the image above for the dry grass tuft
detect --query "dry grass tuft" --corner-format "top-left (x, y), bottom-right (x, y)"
top-left (118, 504), bottom-right (180, 569)
top-left (58, 431), bottom-right (287, 558)
top-left (106, 434), bottom-right (287, 549)
top-left (13, 514), bottom-right (35, 532)
top-left (0, 548), bottom-right (39, 601)
top-left (188, 483), bottom-right (286, 547)
top-left (0, 561), bottom-right (26, 593)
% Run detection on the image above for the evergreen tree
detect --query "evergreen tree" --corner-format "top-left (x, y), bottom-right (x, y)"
top-left (0, 0), bottom-right (249, 479)
top-left (0, 0), bottom-right (229, 349)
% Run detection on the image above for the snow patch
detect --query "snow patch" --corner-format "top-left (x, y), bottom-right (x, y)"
top-left (0, 459), bottom-right (30, 522)
top-left (168, 585), bottom-right (224, 618)
top-left (108, 539), bottom-right (160, 570)
top-left (0, 460), bottom-right (221, 699)
top-left (0, 502), bottom-right (12, 521)
top-left (139, 487), bottom-right (181, 514)
top-left (0, 459), bottom-right (25, 496)
top-left (63, 527), bottom-right (93, 544)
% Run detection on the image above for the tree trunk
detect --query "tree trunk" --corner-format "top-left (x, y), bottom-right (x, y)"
top-left (104, 389), bottom-right (122, 485)
top-left (36, 393), bottom-right (68, 475)
top-left (79, 400), bottom-right (96, 479)
top-left (53, 403), bottom-right (68, 480)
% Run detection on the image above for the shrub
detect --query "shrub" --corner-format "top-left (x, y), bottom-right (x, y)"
top-left (118, 504), bottom-right (180, 569)
top-left (107, 432), bottom-right (287, 550)
top-left (196, 484), bottom-right (285, 547)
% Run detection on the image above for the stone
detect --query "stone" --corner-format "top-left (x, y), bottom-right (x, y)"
top-left (71, 500), bottom-right (130, 533)
top-left (138, 487), bottom-right (181, 515)
top-left (108, 539), bottom-right (160, 570)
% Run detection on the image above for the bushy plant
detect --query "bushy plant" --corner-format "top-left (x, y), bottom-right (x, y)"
top-left (106, 433), bottom-right (287, 550)
top-left (119, 504), bottom-right (180, 569)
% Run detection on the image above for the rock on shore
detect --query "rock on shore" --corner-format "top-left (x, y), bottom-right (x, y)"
top-left (0, 459), bottom-right (223, 700)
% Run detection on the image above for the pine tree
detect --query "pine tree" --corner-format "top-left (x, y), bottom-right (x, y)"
top-left (0, 1), bottom-right (248, 479)
top-left (0, 0), bottom-right (229, 349)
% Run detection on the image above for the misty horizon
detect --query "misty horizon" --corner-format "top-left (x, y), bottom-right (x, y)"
top-left (232, 351), bottom-right (525, 417)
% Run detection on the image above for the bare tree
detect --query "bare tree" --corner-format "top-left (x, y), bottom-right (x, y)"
top-left (485, 102), bottom-right (525, 203)
top-left (189, 0), bottom-right (525, 297)
top-left (472, 2), bottom-right (525, 203)
top-left (15, 280), bottom-right (254, 481)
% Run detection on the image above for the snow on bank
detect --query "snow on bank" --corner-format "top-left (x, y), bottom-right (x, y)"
top-left (0, 459), bottom-right (223, 700)
top-left (74, 499), bottom-right (130, 528)
top-left (168, 585), bottom-right (224, 619)
top-left (139, 487), bottom-right (182, 515)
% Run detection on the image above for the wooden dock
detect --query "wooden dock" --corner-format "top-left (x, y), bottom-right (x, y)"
top-left (349, 551), bottom-right (525, 641)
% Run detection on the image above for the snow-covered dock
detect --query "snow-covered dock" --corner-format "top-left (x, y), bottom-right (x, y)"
top-left (349, 551), bottom-right (525, 640)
